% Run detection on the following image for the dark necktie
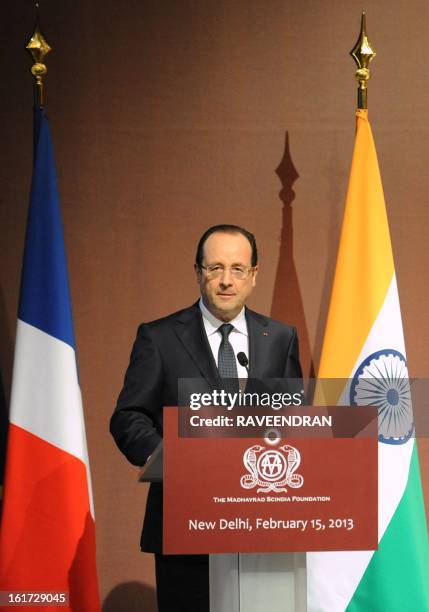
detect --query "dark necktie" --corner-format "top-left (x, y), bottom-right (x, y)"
top-left (218, 324), bottom-right (238, 379)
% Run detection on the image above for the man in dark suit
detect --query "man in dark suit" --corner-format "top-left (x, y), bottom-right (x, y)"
top-left (110, 224), bottom-right (302, 612)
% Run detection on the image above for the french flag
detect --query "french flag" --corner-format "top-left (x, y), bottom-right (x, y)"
top-left (0, 108), bottom-right (100, 610)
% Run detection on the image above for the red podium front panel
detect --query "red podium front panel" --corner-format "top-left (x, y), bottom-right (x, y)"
top-left (163, 406), bottom-right (377, 554)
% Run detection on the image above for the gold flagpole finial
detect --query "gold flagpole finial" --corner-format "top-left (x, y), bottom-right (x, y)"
top-left (26, 3), bottom-right (52, 107)
top-left (350, 12), bottom-right (376, 110)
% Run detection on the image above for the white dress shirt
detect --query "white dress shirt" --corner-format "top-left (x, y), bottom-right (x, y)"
top-left (199, 298), bottom-right (249, 378)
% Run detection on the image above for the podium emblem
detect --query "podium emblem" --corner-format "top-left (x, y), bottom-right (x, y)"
top-left (240, 444), bottom-right (304, 493)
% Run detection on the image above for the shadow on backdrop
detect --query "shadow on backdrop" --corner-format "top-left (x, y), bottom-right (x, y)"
top-left (311, 137), bottom-right (343, 374)
top-left (0, 284), bottom-right (13, 400)
top-left (0, 284), bottom-right (13, 502)
top-left (270, 131), bottom-right (315, 379)
top-left (103, 581), bottom-right (157, 612)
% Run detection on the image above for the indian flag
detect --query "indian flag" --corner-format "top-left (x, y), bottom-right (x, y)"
top-left (307, 109), bottom-right (429, 611)
top-left (0, 108), bottom-right (100, 610)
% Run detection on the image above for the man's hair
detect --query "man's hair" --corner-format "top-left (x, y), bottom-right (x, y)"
top-left (195, 224), bottom-right (258, 267)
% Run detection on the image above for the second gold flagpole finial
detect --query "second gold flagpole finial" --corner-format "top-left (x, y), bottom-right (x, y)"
top-left (350, 12), bottom-right (376, 110)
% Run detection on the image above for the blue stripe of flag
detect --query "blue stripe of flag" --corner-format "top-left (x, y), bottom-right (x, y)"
top-left (18, 108), bottom-right (76, 350)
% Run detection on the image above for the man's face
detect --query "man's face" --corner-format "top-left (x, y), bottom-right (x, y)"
top-left (196, 232), bottom-right (258, 322)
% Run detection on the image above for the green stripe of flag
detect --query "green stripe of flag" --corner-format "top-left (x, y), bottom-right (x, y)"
top-left (347, 443), bottom-right (429, 611)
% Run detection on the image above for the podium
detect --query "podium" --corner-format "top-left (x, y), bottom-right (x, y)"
top-left (141, 404), bottom-right (378, 612)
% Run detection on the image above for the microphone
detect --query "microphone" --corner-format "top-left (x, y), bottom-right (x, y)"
top-left (237, 352), bottom-right (249, 374)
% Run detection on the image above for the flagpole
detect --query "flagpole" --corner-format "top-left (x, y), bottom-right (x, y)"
top-left (26, 2), bottom-right (51, 108)
top-left (350, 12), bottom-right (376, 109)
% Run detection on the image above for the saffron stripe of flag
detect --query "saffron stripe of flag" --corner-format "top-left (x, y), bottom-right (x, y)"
top-left (0, 107), bottom-right (100, 611)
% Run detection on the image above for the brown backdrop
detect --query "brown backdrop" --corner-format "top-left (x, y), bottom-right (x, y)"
top-left (1, 1), bottom-right (429, 609)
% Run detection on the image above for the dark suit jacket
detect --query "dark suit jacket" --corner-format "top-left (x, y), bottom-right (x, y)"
top-left (110, 302), bottom-right (302, 552)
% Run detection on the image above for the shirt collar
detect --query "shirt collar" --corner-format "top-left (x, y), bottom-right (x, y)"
top-left (199, 298), bottom-right (248, 336)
